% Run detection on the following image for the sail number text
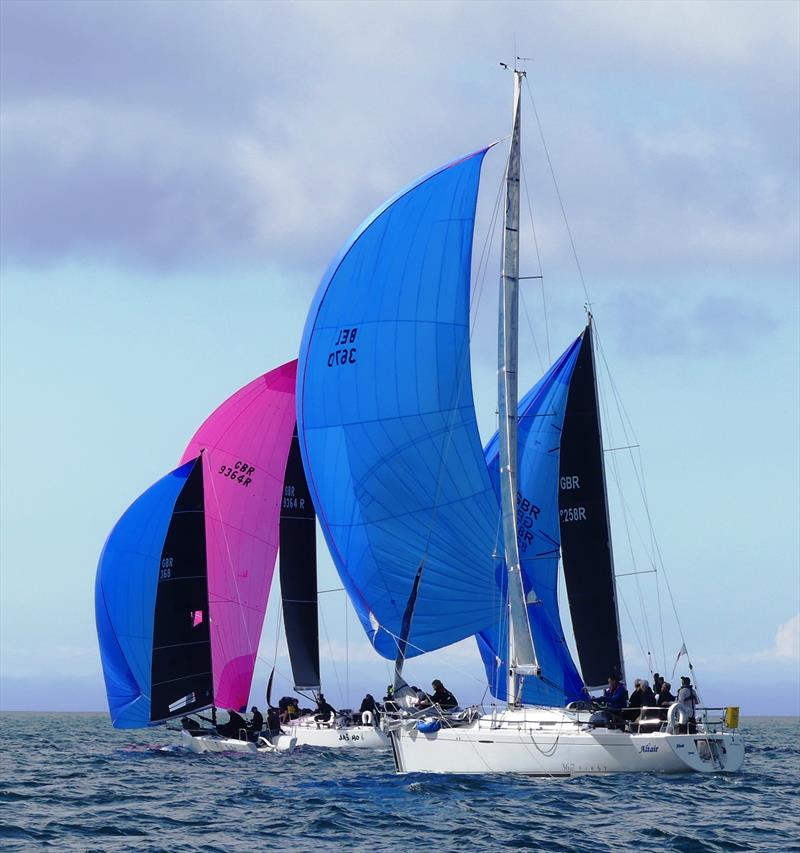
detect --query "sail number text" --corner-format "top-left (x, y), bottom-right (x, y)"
top-left (327, 327), bottom-right (358, 367)
top-left (516, 492), bottom-right (541, 552)
top-left (159, 556), bottom-right (173, 580)
top-left (218, 460), bottom-right (254, 487)
top-left (559, 475), bottom-right (586, 522)
top-left (283, 484), bottom-right (306, 510)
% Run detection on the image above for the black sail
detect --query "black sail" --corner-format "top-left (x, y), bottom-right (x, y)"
top-left (150, 457), bottom-right (214, 722)
top-left (558, 323), bottom-right (624, 689)
top-left (280, 426), bottom-right (321, 692)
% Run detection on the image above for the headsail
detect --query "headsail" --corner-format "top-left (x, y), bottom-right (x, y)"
top-left (97, 361), bottom-right (298, 727)
top-left (96, 458), bottom-right (214, 728)
top-left (297, 149), bottom-right (505, 659)
top-left (180, 360), bottom-right (297, 711)
top-left (477, 335), bottom-right (586, 706)
top-left (559, 323), bottom-right (624, 687)
top-left (279, 425), bottom-right (321, 693)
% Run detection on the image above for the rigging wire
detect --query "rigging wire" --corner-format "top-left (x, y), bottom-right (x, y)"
top-left (593, 321), bottom-right (688, 659)
top-left (318, 603), bottom-right (345, 707)
top-left (470, 165), bottom-right (505, 337)
top-left (521, 72), bottom-right (693, 684)
top-left (617, 587), bottom-right (650, 668)
top-left (520, 157), bottom-right (551, 365)
top-left (379, 625), bottom-right (494, 690)
top-left (344, 591), bottom-right (350, 703)
top-left (523, 77), bottom-right (591, 308)
top-left (594, 355), bottom-right (658, 671)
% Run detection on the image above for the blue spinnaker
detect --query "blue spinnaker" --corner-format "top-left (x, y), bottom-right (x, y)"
top-left (477, 334), bottom-right (586, 705)
top-left (95, 461), bottom-right (196, 728)
top-left (297, 149), bottom-right (505, 658)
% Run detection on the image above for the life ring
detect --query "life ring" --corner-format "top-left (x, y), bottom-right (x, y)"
top-left (361, 710), bottom-right (373, 725)
top-left (667, 701), bottom-right (689, 732)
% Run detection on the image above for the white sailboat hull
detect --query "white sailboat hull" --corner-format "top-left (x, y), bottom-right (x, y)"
top-left (179, 730), bottom-right (297, 754)
top-left (274, 715), bottom-right (389, 750)
top-left (388, 708), bottom-right (745, 776)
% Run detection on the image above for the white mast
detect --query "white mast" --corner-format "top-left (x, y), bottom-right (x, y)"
top-left (498, 68), bottom-right (539, 707)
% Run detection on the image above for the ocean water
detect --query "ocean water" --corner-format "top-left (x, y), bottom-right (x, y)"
top-left (0, 714), bottom-right (798, 852)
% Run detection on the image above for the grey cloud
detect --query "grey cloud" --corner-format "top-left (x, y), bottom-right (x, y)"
top-left (603, 287), bottom-right (781, 358)
top-left (0, 0), bottom-right (797, 285)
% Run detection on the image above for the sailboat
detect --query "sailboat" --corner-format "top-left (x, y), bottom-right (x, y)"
top-left (270, 425), bottom-right (389, 749)
top-left (95, 361), bottom-right (299, 754)
top-left (294, 68), bottom-right (745, 775)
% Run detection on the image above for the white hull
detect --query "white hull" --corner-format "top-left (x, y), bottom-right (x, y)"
top-left (388, 707), bottom-right (745, 776)
top-left (179, 730), bottom-right (297, 754)
top-left (274, 715), bottom-right (389, 750)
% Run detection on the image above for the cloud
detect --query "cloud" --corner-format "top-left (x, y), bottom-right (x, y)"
top-left (696, 614), bottom-right (800, 668)
top-left (602, 288), bottom-right (780, 359)
top-left (775, 615), bottom-right (800, 659)
top-left (746, 613), bottom-right (800, 663)
top-left (0, 0), bottom-right (796, 281)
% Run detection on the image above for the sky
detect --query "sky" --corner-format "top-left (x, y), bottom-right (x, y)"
top-left (1, 0), bottom-right (798, 718)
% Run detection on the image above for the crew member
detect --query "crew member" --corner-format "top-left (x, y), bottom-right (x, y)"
top-left (417, 679), bottom-right (458, 710)
top-left (248, 706), bottom-right (264, 739)
top-left (603, 675), bottom-right (627, 709)
top-left (359, 693), bottom-right (379, 722)
top-left (314, 694), bottom-right (336, 724)
top-left (657, 681), bottom-right (675, 706)
top-left (677, 676), bottom-right (699, 731)
top-left (218, 709), bottom-right (248, 740)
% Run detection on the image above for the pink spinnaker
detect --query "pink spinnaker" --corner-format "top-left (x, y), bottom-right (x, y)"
top-left (180, 360), bottom-right (297, 711)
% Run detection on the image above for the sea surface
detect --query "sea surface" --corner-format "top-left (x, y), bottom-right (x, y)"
top-left (0, 714), bottom-right (798, 852)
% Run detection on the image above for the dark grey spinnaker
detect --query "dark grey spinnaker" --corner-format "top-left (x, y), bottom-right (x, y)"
top-left (279, 426), bottom-right (321, 693)
top-left (558, 322), bottom-right (625, 689)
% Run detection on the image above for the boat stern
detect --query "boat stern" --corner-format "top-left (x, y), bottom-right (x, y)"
top-left (667, 732), bottom-right (745, 773)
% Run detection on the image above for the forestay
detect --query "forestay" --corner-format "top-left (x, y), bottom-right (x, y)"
top-left (297, 149), bottom-right (506, 658)
top-left (477, 335), bottom-right (586, 706)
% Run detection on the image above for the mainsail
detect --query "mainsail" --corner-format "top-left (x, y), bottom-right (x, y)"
top-left (180, 360), bottom-right (297, 711)
top-left (279, 425), bottom-right (321, 693)
top-left (296, 149), bottom-right (505, 659)
top-left (558, 323), bottom-right (624, 687)
top-left (477, 335), bottom-right (586, 706)
top-left (96, 458), bottom-right (213, 728)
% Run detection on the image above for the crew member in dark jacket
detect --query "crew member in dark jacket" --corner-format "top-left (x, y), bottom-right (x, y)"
top-left (359, 693), bottom-right (379, 722)
top-left (657, 682), bottom-right (675, 706)
top-left (266, 708), bottom-right (283, 737)
top-left (314, 694), bottom-right (336, 723)
top-left (218, 709), bottom-right (248, 740)
top-left (639, 680), bottom-right (656, 708)
top-left (248, 706), bottom-right (264, 739)
top-left (418, 679), bottom-right (458, 710)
